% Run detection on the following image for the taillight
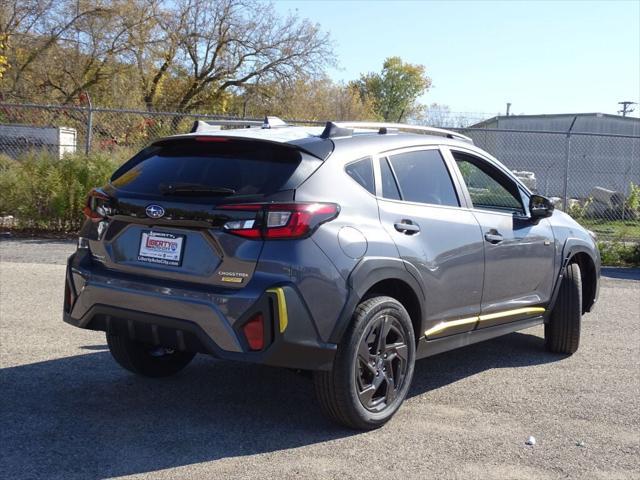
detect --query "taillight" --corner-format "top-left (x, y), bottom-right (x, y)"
top-left (219, 203), bottom-right (339, 240)
top-left (243, 313), bottom-right (265, 351)
top-left (82, 188), bottom-right (111, 222)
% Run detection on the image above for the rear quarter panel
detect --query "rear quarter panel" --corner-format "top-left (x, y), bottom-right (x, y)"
top-left (295, 151), bottom-right (403, 281)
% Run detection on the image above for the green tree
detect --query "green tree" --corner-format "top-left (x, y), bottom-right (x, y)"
top-left (352, 56), bottom-right (431, 122)
top-left (625, 182), bottom-right (640, 217)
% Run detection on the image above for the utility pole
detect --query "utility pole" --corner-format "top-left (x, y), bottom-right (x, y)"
top-left (618, 101), bottom-right (637, 117)
top-left (506, 102), bottom-right (511, 116)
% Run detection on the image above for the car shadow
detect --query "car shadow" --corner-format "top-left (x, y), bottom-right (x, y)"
top-left (410, 330), bottom-right (560, 396)
top-left (1, 331), bottom-right (559, 479)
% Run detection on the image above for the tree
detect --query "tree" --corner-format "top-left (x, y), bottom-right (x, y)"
top-left (229, 76), bottom-right (377, 121)
top-left (420, 103), bottom-right (478, 128)
top-left (125, 0), bottom-right (184, 110)
top-left (39, 1), bottom-right (161, 106)
top-left (0, 0), bottom-right (109, 102)
top-left (352, 56), bottom-right (431, 122)
top-left (132, 0), bottom-right (334, 113)
top-left (0, 0), bottom-right (334, 113)
top-left (0, 34), bottom-right (7, 78)
top-left (422, 103), bottom-right (451, 127)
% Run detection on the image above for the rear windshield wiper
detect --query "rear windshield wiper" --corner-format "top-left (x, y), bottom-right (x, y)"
top-left (160, 183), bottom-right (236, 196)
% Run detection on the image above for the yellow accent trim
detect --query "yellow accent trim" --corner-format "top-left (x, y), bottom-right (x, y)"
top-left (424, 316), bottom-right (478, 337)
top-left (478, 307), bottom-right (546, 322)
top-left (424, 307), bottom-right (546, 338)
top-left (267, 288), bottom-right (288, 333)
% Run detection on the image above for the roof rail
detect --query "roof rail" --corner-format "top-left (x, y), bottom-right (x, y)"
top-left (262, 116), bottom-right (288, 129)
top-left (191, 119), bottom-right (262, 133)
top-left (320, 121), bottom-right (473, 143)
top-left (190, 116), bottom-right (289, 133)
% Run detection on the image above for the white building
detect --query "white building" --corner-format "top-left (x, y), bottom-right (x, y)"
top-left (0, 124), bottom-right (77, 159)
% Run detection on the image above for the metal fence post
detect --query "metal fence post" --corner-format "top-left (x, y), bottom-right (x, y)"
top-left (562, 116), bottom-right (578, 210)
top-left (84, 92), bottom-right (93, 154)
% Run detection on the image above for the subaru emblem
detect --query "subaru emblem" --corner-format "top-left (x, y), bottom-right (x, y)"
top-left (145, 204), bottom-right (165, 219)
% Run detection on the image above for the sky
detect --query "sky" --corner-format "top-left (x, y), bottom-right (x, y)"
top-left (273, 0), bottom-right (640, 118)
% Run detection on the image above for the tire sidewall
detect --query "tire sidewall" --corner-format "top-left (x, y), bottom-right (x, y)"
top-left (546, 262), bottom-right (582, 354)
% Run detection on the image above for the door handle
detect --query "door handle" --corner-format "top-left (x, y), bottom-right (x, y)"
top-left (394, 220), bottom-right (420, 235)
top-left (484, 231), bottom-right (503, 244)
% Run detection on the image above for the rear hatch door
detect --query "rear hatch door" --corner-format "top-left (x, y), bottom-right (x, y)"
top-left (87, 136), bottom-right (322, 287)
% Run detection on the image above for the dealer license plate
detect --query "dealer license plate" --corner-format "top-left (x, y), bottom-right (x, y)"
top-left (138, 231), bottom-right (185, 267)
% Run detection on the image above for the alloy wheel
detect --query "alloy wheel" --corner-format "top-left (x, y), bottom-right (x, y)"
top-left (355, 314), bottom-right (410, 412)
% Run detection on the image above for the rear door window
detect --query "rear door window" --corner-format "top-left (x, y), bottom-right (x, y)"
top-left (388, 150), bottom-right (459, 207)
top-left (110, 139), bottom-right (308, 197)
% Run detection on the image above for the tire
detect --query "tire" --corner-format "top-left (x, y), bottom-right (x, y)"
top-left (314, 296), bottom-right (416, 430)
top-left (545, 262), bottom-right (582, 354)
top-left (106, 333), bottom-right (196, 378)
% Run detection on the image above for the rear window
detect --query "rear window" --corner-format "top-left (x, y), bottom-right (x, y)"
top-left (345, 157), bottom-right (375, 194)
top-left (110, 139), bottom-right (306, 196)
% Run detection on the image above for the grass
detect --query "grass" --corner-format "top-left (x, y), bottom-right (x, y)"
top-left (578, 218), bottom-right (640, 241)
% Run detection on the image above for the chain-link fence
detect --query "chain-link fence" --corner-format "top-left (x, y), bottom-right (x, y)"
top-left (453, 127), bottom-right (640, 241)
top-left (1, 102), bottom-right (638, 240)
top-left (0, 102), bottom-right (283, 160)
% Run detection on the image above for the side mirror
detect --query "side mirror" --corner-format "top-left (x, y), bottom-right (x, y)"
top-left (529, 194), bottom-right (554, 220)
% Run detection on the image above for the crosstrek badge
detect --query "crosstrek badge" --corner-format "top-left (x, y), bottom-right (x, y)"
top-left (138, 231), bottom-right (185, 266)
top-left (218, 271), bottom-right (248, 283)
top-left (220, 276), bottom-right (243, 283)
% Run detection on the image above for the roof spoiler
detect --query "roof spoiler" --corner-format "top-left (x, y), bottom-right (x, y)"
top-left (320, 121), bottom-right (473, 143)
top-left (190, 116), bottom-right (289, 133)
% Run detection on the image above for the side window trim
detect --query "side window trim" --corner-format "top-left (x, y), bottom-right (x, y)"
top-left (440, 146), bottom-right (474, 209)
top-left (373, 153), bottom-right (383, 197)
top-left (383, 156), bottom-right (405, 200)
top-left (445, 147), bottom-right (525, 215)
top-left (438, 146), bottom-right (473, 209)
top-left (373, 154), bottom-right (395, 199)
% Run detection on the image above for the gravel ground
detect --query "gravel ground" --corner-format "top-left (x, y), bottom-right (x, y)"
top-left (1, 239), bottom-right (639, 480)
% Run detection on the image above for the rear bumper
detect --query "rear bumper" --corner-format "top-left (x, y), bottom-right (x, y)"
top-left (64, 251), bottom-right (336, 370)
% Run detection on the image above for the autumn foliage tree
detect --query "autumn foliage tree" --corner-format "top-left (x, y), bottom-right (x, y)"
top-left (1, 2), bottom-right (440, 125)
top-left (352, 56), bottom-right (431, 122)
top-left (0, 34), bottom-right (7, 79)
top-left (230, 76), bottom-right (377, 121)
top-left (0, 0), bottom-right (335, 113)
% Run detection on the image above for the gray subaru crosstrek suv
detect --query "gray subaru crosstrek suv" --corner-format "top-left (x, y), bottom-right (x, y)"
top-left (64, 119), bottom-right (600, 429)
